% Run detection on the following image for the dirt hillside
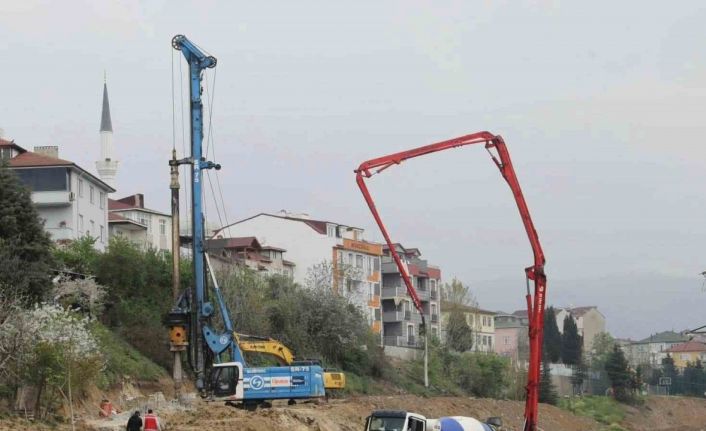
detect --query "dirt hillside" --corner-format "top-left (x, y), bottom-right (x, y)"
top-left (5, 394), bottom-right (706, 431)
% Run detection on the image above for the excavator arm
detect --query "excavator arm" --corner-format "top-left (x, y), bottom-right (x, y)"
top-left (355, 131), bottom-right (546, 431)
top-left (236, 334), bottom-right (296, 365)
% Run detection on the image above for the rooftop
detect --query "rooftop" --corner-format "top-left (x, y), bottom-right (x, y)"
top-left (441, 301), bottom-right (496, 315)
top-left (666, 341), bottom-right (706, 353)
top-left (218, 212), bottom-right (362, 236)
top-left (635, 331), bottom-right (689, 345)
top-left (7, 147), bottom-right (115, 192)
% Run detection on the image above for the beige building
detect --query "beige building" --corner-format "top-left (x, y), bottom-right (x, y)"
top-left (108, 194), bottom-right (172, 252)
top-left (550, 306), bottom-right (606, 355)
top-left (441, 302), bottom-right (496, 353)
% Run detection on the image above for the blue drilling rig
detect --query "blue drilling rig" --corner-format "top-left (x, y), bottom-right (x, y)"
top-left (165, 35), bottom-right (325, 408)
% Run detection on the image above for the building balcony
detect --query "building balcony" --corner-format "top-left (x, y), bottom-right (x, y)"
top-left (383, 310), bottom-right (406, 322)
top-left (45, 226), bottom-right (75, 242)
top-left (383, 335), bottom-right (420, 348)
top-left (32, 191), bottom-right (73, 207)
top-left (382, 285), bottom-right (408, 298)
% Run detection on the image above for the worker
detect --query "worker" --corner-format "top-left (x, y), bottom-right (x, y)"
top-left (143, 409), bottom-right (163, 431)
top-left (126, 411), bottom-right (142, 431)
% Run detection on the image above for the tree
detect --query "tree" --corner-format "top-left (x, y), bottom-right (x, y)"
top-left (683, 360), bottom-right (705, 397)
top-left (543, 307), bottom-right (561, 363)
top-left (561, 314), bottom-right (582, 365)
top-left (0, 165), bottom-right (54, 303)
top-left (571, 356), bottom-right (587, 395)
top-left (445, 308), bottom-right (474, 352)
top-left (539, 354), bottom-right (558, 405)
top-left (442, 278), bottom-right (476, 306)
top-left (661, 355), bottom-right (679, 395)
top-left (305, 260), bottom-right (363, 300)
top-left (605, 344), bottom-right (632, 402)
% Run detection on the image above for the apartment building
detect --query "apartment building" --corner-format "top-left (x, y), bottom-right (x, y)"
top-left (623, 331), bottom-right (689, 367)
top-left (108, 194), bottom-right (172, 252)
top-left (380, 243), bottom-right (441, 359)
top-left (555, 306), bottom-right (606, 354)
top-left (212, 211), bottom-right (383, 338)
top-left (441, 302), bottom-right (497, 353)
top-left (665, 341), bottom-right (706, 368)
top-left (3, 140), bottom-right (114, 250)
top-left (494, 313), bottom-right (530, 366)
top-left (206, 236), bottom-right (295, 278)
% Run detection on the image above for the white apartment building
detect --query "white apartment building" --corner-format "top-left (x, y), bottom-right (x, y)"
top-left (212, 211), bottom-right (384, 338)
top-left (3, 140), bottom-right (114, 250)
top-left (108, 194), bottom-right (172, 252)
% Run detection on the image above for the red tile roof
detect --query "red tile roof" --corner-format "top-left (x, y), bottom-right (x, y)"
top-left (666, 341), bottom-right (706, 353)
top-left (207, 236), bottom-right (262, 250)
top-left (8, 151), bottom-right (73, 167)
top-left (0, 138), bottom-right (26, 152)
top-left (108, 198), bottom-right (134, 210)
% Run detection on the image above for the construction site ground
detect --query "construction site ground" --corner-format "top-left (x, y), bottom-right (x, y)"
top-left (3, 393), bottom-right (706, 431)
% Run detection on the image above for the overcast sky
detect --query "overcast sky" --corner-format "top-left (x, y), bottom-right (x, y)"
top-left (2, 1), bottom-right (705, 339)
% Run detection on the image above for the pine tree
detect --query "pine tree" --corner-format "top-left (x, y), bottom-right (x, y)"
top-left (561, 314), bottom-right (582, 365)
top-left (446, 308), bottom-right (474, 352)
top-left (0, 165), bottom-right (54, 302)
top-left (539, 353), bottom-right (558, 405)
top-left (605, 344), bottom-right (632, 402)
top-left (543, 306), bottom-right (561, 363)
top-left (571, 356), bottom-right (587, 395)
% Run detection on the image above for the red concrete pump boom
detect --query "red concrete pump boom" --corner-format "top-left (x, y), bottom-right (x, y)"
top-left (354, 131), bottom-right (546, 431)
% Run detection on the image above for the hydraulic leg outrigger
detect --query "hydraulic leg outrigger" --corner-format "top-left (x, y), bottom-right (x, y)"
top-left (355, 132), bottom-right (546, 431)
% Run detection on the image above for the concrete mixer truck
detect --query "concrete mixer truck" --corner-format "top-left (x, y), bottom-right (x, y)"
top-left (364, 410), bottom-right (503, 431)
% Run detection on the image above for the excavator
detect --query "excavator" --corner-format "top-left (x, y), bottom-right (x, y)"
top-left (236, 333), bottom-right (346, 391)
top-left (355, 132), bottom-right (546, 431)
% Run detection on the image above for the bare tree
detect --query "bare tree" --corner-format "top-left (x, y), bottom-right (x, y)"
top-left (305, 260), bottom-right (364, 301)
top-left (442, 277), bottom-right (478, 306)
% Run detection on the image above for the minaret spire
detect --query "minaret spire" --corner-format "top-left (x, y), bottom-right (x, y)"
top-left (96, 76), bottom-right (118, 189)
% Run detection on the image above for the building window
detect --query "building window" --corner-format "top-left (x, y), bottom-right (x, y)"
top-left (100, 225), bottom-right (105, 243)
top-left (347, 253), bottom-right (353, 265)
top-left (89, 185), bottom-right (94, 204)
top-left (90, 220), bottom-right (95, 235)
top-left (373, 256), bottom-right (380, 271)
top-left (327, 224), bottom-right (335, 237)
top-left (14, 167), bottom-right (69, 191)
top-left (356, 254), bottom-right (363, 269)
top-left (99, 191), bottom-right (105, 209)
top-left (159, 219), bottom-right (166, 235)
top-left (374, 308), bottom-right (381, 321)
top-left (78, 179), bottom-right (84, 197)
top-left (373, 282), bottom-right (380, 296)
top-left (0, 148), bottom-right (12, 160)
top-left (504, 336), bottom-right (510, 345)
top-left (368, 283), bottom-right (374, 300)
top-left (79, 214), bottom-right (84, 233)
top-left (367, 256), bottom-right (373, 276)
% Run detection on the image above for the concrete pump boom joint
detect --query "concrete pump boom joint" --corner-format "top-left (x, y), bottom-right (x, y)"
top-left (355, 131), bottom-right (546, 431)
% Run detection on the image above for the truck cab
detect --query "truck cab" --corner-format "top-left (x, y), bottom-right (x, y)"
top-left (364, 410), bottom-right (503, 431)
top-left (365, 410), bottom-right (428, 431)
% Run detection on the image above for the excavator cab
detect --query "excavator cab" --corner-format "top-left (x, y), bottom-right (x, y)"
top-left (210, 362), bottom-right (242, 398)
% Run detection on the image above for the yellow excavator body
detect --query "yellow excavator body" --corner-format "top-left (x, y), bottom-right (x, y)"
top-left (235, 333), bottom-right (346, 391)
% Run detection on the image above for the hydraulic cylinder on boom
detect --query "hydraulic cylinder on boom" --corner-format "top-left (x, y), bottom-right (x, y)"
top-left (165, 34), bottom-right (326, 407)
top-left (355, 132), bottom-right (546, 431)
